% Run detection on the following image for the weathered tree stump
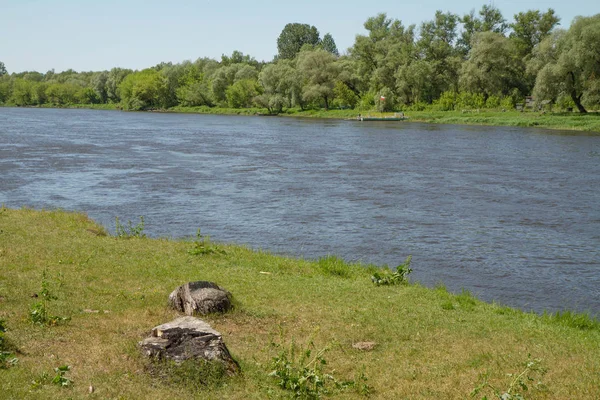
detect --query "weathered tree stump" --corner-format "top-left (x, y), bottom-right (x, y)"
top-left (139, 316), bottom-right (239, 375)
top-left (168, 281), bottom-right (232, 315)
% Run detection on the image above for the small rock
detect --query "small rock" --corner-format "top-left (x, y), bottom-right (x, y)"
top-left (352, 341), bottom-right (377, 351)
top-left (168, 281), bottom-right (232, 315)
top-left (88, 385), bottom-right (94, 394)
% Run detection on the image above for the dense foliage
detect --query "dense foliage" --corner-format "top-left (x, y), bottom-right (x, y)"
top-left (1, 7), bottom-right (599, 113)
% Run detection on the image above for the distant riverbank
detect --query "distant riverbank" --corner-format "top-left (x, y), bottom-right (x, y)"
top-left (4, 103), bottom-right (600, 133)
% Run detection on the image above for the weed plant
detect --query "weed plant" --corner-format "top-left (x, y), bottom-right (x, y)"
top-left (115, 216), bottom-right (146, 238)
top-left (29, 269), bottom-right (69, 326)
top-left (371, 255), bottom-right (412, 286)
top-left (471, 356), bottom-right (547, 400)
top-left (269, 332), bottom-right (370, 398)
top-left (188, 228), bottom-right (225, 256)
top-left (31, 365), bottom-right (73, 389)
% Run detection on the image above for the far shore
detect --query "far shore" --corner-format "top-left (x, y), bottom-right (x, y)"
top-left (3, 103), bottom-right (600, 133)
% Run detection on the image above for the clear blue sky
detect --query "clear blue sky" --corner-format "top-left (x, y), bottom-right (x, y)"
top-left (1, 0), bottom-right (597, 73)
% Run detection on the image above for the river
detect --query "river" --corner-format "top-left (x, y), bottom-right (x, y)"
top-left (1, 107), bottom-right (599, 314)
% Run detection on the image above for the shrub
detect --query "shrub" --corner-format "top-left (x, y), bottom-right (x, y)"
top-left (435, 91), bottom-right (457, 111)
top-left (371, 256), bottom-right (412, 286)
top-left (486, 95), bottom-right (501, 109)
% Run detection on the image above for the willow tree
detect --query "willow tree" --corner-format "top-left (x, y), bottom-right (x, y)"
top-left (349, 13), bottom-right (416, 102)
top-left (297, 49), bottom-right (339, 110)
top-left (459, 32), bottom-right (522, 99)
top-left (531, 14), bottom-right (600, 112)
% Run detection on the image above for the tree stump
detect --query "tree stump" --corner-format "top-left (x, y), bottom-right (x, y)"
top-left (168, 281), bottom-right (232, 315)
top-left (139, 316), bottom-right (239, 375)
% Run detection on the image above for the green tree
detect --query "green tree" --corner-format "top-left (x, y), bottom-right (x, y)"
top-left (91, 71), bottom-right (109, 103)
top-left (459, 31), bottom-right (521, 99)
top-left (45, 82), bottom-right (81, 105)
top-left (256, 60), bottom-right (302, 113)
top-left (297, 49), bottom-right (339, 110)
top-left (118, 69), bottom-right (167, 110)
top-left (0, 61), bottom-right (7, 76)
top-left (277, 23), bottom-right (320, 60)
top-left (226, 78), bottom-right (261, 108)
top-left (106, 68), bottom-right (132, 103)
top-left (332, 80), bottom-right (358, 108)
top-left (396, 60), bottom-right (434, 105)
top-left (416, 10), bottom-right (461, 99)
top-left (349, 13), bottom-right (416, 104)
top-left (10, 79), bottom-right (34, 106)
top-left (221, 50), bottom-right (260, 68)
top-left (458, 5), bottom-right (508, 54)
top-left (321, 33), bottom-right (339, 56)
top-left (531, 14), bottom-right (600, 113)
top-left (510, 9), bottom-right (561, 58)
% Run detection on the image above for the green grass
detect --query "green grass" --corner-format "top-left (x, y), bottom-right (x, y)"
top-left (158, 107), bottom-right (600, 133)
top-left (1, 208), bottom-right (599, 399)
top-left (6, 102), bottom-right (600, 133)
top-left (406, 110), bottom-right (600, 133)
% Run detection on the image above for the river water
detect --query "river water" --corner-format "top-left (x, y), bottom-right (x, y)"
top-left (1, 107), bottom-right (599, 314)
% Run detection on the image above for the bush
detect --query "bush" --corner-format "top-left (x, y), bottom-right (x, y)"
top-left (435, 91), bottom-right (457, 111)
top-left (456, 92), bottom-right (485, 110)
top-left (500, 96), bottom-right (515, 110)
top-left (485, 95), bottom-right (501, 109)
top-left (371, 256), bottom-right (412, 286)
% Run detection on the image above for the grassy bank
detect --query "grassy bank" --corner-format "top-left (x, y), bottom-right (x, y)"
top-left (1, 208), bottom-right (599, 399)
top-left (4, 103), bottom-right (600, 133)
top-left (169, 107), bottom-right (600, 133)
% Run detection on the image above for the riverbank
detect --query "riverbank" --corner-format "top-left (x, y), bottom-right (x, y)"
top-left (1, 208), bottom-right (599, 399)
top-left (152, 105), bottom-right (600, 133)
top-left (5, 103), bottom-right (600, 133)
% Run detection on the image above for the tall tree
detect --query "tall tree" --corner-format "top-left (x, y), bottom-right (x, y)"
top-left (350, 13), bottom-right (416, 101)
top-left (91, 71), bottom-right (109, 103)
top-left (396, 60), bottom-right (434, 104)
top-left (510, 9), bottom-right (560, 58)
top-left (416, 10), bottom-right (461, 99)
top-left (458, 5), bottom-right (508, 55)
top-left (106, 68), bottom-right (132, 103)
top-left (321, 33), bottom-right (339, 56)
top-left (0, 61), bottom-right (7, 76)
top-left (459, 31), bottom-right (521, 99)
top-left (531, 14), bottom-right (600, 113)
top-left (277, 23), bottom-right (320, 60)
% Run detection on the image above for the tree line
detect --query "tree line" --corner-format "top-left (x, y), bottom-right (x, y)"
top-left (1, 7), bottom-right (599, 113)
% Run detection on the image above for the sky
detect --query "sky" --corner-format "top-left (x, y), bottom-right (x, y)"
top-left (0, 0), bottom-right (597, 74)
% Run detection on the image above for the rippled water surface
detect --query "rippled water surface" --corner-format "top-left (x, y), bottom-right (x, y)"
top-left (1, 107), bottom-right (599, 314)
